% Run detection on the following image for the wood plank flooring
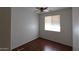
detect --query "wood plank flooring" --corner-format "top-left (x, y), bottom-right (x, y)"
top-left (12, 38), bottom-right (72, 51)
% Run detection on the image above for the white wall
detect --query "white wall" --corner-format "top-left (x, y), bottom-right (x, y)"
top-left (72, 8), bottom-right (79, 51)
top-left (39, 8), bottom-right (72, 46)
top-left (11, 7), bottom-right (39, 49)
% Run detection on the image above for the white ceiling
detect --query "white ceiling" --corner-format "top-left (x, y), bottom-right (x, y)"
top-left (48, 7), bottom-right (68, 11)
top-left (34, 7), bottom-right (68, 14)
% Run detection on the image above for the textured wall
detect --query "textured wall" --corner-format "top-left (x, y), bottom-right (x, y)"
top-left (11, 7), bottom-right (39, 49)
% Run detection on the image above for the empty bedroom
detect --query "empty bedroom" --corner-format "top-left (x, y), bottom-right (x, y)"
top-left (0, 7), bottom-right (79, 51)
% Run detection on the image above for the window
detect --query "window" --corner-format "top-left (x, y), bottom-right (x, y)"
top-left (45, 15), bottom-right (61, 32)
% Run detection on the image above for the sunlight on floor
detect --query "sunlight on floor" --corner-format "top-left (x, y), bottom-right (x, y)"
top-left (44, 46), bottom-right (56, 51)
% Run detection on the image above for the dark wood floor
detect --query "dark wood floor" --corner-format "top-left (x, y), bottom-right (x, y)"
top-left (12, 38), bottom-right (72, 51)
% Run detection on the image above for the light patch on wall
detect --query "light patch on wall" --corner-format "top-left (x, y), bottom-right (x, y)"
top-left (45, 15), bottom-right (61, 32)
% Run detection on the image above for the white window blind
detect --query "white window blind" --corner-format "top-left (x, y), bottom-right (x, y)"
top-left (45, 15), bottom-right (61, 32)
